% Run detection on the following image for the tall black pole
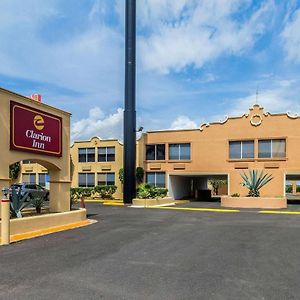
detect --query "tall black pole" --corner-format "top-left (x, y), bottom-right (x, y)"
top-left (123, 0), bottom-right (136, 204)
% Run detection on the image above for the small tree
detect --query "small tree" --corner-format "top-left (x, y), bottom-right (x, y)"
top-left (9, 162), bottom-right (21, 180)
top-left (119, 167), bottom-right (145, 185)
top-left (136, 167), bottom-right (144, 185)
top-left (119, 168), bottom-right (124, 185)
top-left (209, 179), bottom-right (227, 195)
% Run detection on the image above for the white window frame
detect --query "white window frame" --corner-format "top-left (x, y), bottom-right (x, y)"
top-left (97, 172), bottom-right (115, 185)
top-left (78, 173), bottom-right (95, 187)
top-left (258, 139), bottom-right (286, 158)
top-left (146, 172), bottom-right (166, 187)
top-left (169, 143), bottom-right (190, 160)
top-left (98, 147), bottom-right (115, 162)
top-left (229, 140), bottom-right (254, 159)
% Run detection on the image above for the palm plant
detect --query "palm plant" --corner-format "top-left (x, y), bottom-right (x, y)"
top-left (240, 170), bottom-right (273, 197)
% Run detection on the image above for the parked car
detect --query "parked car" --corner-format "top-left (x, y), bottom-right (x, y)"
top-left (9, 183), bottom-right (49, 201)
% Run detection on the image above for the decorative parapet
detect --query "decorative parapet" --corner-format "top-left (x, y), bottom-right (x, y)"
top-left (198, 104), bottom-right (300, 131)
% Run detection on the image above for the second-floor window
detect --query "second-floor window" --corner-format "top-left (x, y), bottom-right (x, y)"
top-left (98, 147), bottom-right (115, 162)
top-left (169, 143), bottom-right (190, 160)
top-left (146, 144), bottom-right (165, 160)
top-left (78, 148), bottom-right (95, 162)
top-left (258, 139), bottom-right (286, 158)
top-left (22, 173), bottom-right (36, 184)
top-left (229, 140), bottom-right (254, 159)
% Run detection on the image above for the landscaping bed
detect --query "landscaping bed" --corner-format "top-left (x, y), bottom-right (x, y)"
top-left (221, 196), bottom-right (287, 209)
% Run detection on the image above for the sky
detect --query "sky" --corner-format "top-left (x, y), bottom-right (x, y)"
top-left (0, 0), bottom-right (300, 141)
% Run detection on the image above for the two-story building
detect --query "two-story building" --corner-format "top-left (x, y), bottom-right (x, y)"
top-left (139, 104), bottom-right (300, 199)
top-left (19, 104), bottom-right (300, 201)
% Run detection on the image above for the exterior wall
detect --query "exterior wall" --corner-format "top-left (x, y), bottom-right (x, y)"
top-left (70, 137), bottom-right (124, 199)
top-left (141, 105), bottom-right (300, 197)
top-left (0, 87), bottom-right (71, 212)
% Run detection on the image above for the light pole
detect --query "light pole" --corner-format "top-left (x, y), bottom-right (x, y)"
top-left (123, 0), bottom-right (136, 204)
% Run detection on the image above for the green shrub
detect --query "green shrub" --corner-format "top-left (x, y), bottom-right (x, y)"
top-left (231, 193), bottom-right (240, 197)
top-left (70, 187), bottom-right (93, 201)
top-left (286, 185), bottom-right (292, 193)
top-left (70, 188), bottom-right (79, 209)
top-left (296, 186), bottom-right (300, 193)
top-left (119, 167), bottom-right (145, 185)
top-left (137, 183), bottom-right (168, 199)
top-left (31, 196), bottom-right (45, 214)
top-left (94, 185), bottom-right (117, 199)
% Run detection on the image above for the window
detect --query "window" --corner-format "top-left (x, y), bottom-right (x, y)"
top-left (38, 173), bottom-right (49, 187)
top-left (22, 173), bottom-right (36, 184)
top-left (78, 148), bottom-right (95, 163)
top-left (23, 160), bottom-right (34, 164)
top-left (169, 143), bottom-right (190, 160)
top-left (98, 147), bottom-right (115, 162)
top-left (229, 140), bottom-right (254, 159)
top-left (146, 144), bottom-right (165, 160)
top-left (78, 173), bottom-right (95, 187)
top-left (146, 172), bottom-right (165, 188)
top-left (97, 173), bottom-right (115, 185)
top-left (258, 139), bottom-right (286, 158)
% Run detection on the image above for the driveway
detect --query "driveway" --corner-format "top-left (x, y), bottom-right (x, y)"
top-left (1, 203), bottom-right (300, 299)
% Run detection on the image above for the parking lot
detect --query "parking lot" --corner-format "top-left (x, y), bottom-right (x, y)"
top-left (1, 203), bottom-right (300, 299)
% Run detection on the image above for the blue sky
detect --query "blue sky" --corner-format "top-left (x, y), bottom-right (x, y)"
top-left (1, 0), bottom-right (300, 141)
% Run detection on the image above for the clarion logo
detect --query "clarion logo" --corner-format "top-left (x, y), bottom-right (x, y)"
top-left (33, 115), bottom-right (45, 130)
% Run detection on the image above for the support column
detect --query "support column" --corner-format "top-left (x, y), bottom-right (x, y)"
top-left (0, 178), bottom-right (11, 216)
top-left (292, 181), bottom-right (297, 194)
top-left (1, 193), bottom-right (10, 245)
top-left (49, 181), bottom-right (71, 213)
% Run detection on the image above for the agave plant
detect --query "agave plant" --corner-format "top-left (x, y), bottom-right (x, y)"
top-left (10, 186), bottom-right (30, 218)
top-left (240, 169), bottom-right (273, 197)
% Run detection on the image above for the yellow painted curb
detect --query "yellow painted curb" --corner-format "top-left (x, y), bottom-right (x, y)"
top-left (8, 219), bottom-right (94, 243)
top-left (147, 206), bottom-right (240, 213)
top-left (84, 199), bottom-right (123, 203)
top-left (103, 202), bottom-right (124, 206)
top-left (259, 210), bottom-right (300, 215)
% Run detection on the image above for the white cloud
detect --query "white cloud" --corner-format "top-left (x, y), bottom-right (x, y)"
top-left (138, 0), bottom-right (275, 73)
top-left (71, 107), bottom-right (123, 141)
top-left (226, 88), bottom-right (300, 117)
top-left (170, 115), bottom-right (197, 129)
top-left (281, 8), bottom-right (300, 63)
top-left (0, 1), bottom-right (124, 111)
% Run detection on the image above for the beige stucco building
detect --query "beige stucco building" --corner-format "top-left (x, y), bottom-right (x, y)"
top-left (139, 104), bottom-right (300, 199)
top-left (19, 104), bottom-right (300, 200)
top-left (70, 137), bottom-right (124, 199)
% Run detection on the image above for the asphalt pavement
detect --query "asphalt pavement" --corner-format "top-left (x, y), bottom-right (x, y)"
top-left (1, 203), bottom-right (300, 299)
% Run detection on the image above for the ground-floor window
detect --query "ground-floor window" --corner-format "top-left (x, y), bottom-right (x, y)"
top-left (38, 173), bottom-right (49, 187)
top-left (146, 172), bottom-right (165, 188)
top-left (78, 173), bottom-right (95, 187)
top-left (97, 173), bottom-right (115, 185)
top-left (22, 173), bottom-right (36, 184)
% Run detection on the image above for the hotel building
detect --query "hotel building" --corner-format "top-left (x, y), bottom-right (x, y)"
top-left (19, 104), bottom-right (300, 200)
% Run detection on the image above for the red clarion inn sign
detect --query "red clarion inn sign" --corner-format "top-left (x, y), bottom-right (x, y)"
top-left (10, 101), bottom-right (62, 157)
